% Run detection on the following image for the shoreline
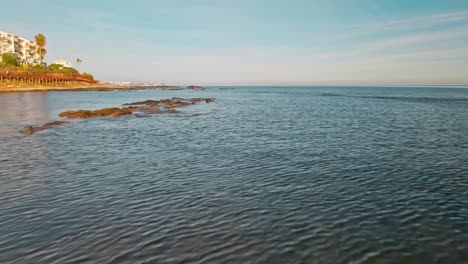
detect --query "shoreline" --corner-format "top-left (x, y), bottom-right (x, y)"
top-left (0, 86), bottom-right (135, 92)
top-left (0, 83), bottom-right (187, 92)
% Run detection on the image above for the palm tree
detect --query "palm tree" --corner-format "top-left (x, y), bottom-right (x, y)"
top-left (34, 33), bottom-right (46, 64)
top-left (76, 58), bottom-right (82, 71)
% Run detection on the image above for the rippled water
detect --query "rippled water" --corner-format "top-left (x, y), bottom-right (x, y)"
top-left (1, 86), bottom-right (467, 264)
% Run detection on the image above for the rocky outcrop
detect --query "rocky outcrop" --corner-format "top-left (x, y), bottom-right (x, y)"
top-left (123, 99), bottom-right (189, 107)
top-left (62, 98), bottom-right (213, 119)
top-left (21, 97), bottom-right (215, 134)
top-left (58, 108), bottom-right (134, 119)
top-left (124, 97), bottom-right (214, 108)
top-left (20, 121), bottom-right (70, 134)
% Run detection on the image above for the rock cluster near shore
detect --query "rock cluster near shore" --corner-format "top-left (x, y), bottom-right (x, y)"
top-left (124, 98), bottom-right (214, 107)
top-left (20, 97), bottom-right (214, 134)
top-left (58, 108), bottom-right (135, 119)
top-left (20, 121), bottom-right (70, 135)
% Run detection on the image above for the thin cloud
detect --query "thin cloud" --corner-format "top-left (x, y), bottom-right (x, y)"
top-left (358, 26), bottom-right (468, 51)
top-left (332, 9), bottom-right (468, 41)
top-left (377, 10), bottom-right (468, 29)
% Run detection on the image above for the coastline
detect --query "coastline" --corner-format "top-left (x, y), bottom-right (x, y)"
top-left (0, 85), bottom-right (187, 92)
top-left (0, 72), bottom-right (187, 92)
top-left (0, 84), bottom-right (139, 92)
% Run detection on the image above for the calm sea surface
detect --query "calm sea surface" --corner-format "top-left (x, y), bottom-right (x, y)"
top-left (0, 86), bottom-right (467, 264)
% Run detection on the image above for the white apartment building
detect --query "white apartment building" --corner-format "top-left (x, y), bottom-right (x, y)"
top-left (0, 31), bottom-right (41, 65)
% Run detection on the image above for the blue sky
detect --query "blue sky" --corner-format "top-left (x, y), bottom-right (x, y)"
top-left (1, 0), bottom-right (468, 85)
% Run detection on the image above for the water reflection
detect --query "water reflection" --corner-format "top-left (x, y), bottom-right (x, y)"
top-left (0, 92), bottom-right (51, 136)
top-left (0, 92), bottom-right (52, 209)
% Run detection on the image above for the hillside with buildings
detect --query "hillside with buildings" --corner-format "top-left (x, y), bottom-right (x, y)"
top-left (0, 31), bottom-right (41, 65)
top-left (0, 31), bottom-right (98, 89)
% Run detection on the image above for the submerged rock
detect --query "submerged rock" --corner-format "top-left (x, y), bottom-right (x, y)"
top-left (124, 97), bottom-right (214, 108)
top-left (23, 97), bottom-right (215, 135)
top-left (20, 121), bottom-right (70, 135)
top-left (167, 109), bottom-right (180, 113)
top-left (59, 98), bottom-right (215, 120)
top-left (135, 108), bottom-right (163, 114)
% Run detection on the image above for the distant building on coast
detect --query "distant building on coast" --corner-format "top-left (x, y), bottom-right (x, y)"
top-left (0, 31), bottom-right (41, 65)
top-left (53, 59), bottom-right (72, 68)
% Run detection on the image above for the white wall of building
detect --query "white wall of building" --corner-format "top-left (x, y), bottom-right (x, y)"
top-left (53, 59), bottom-right (72, 68)
top-left (0, 31), bottom-right (41, 65)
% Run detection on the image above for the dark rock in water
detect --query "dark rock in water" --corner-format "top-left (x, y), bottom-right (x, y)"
top-left (133, 108), bottom-right (178, 115)
top-left (59, 98), bottom-right (214, 121)
top-left (26, 97), bottom-right (216, 135)
top-left (123, 100), bottom-right (161, 107)
top-left (58, 108), bottom-right (134, 119)
top-left (20, 126), bottom-right (39, 135)
top-left (134, 113), bottom-right (150, 118)
top-left (42, 121), bottom-right (70, 128)
top-left (20, 121), bottom-right (70, 135)
top-left (167, 109), bottom-right (180, 113)
top-left (124, 97), bottom-right (214, 108)
top-left (187, 85), bottom-right (204, 90)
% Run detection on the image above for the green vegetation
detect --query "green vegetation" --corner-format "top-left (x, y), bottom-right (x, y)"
top-left (25, 64), bottom-right (48, 74)
top-left (0, 33), bottom-right (95, 81)
top-left (81, 72), bottom-right (94, 80)
top-left (2, 54), bottom-right (20, 67)
top-left (48, 64), bottom-right (80, 76)
top-left (34, 33), bottom-right (47, 64)
top-left (0, 32), bottom-right (97, 87)
top-left (0, 62), bottom-right (95, 80)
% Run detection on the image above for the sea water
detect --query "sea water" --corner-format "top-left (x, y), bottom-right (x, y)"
top-left (1, 86), bottom-right (467, 263)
